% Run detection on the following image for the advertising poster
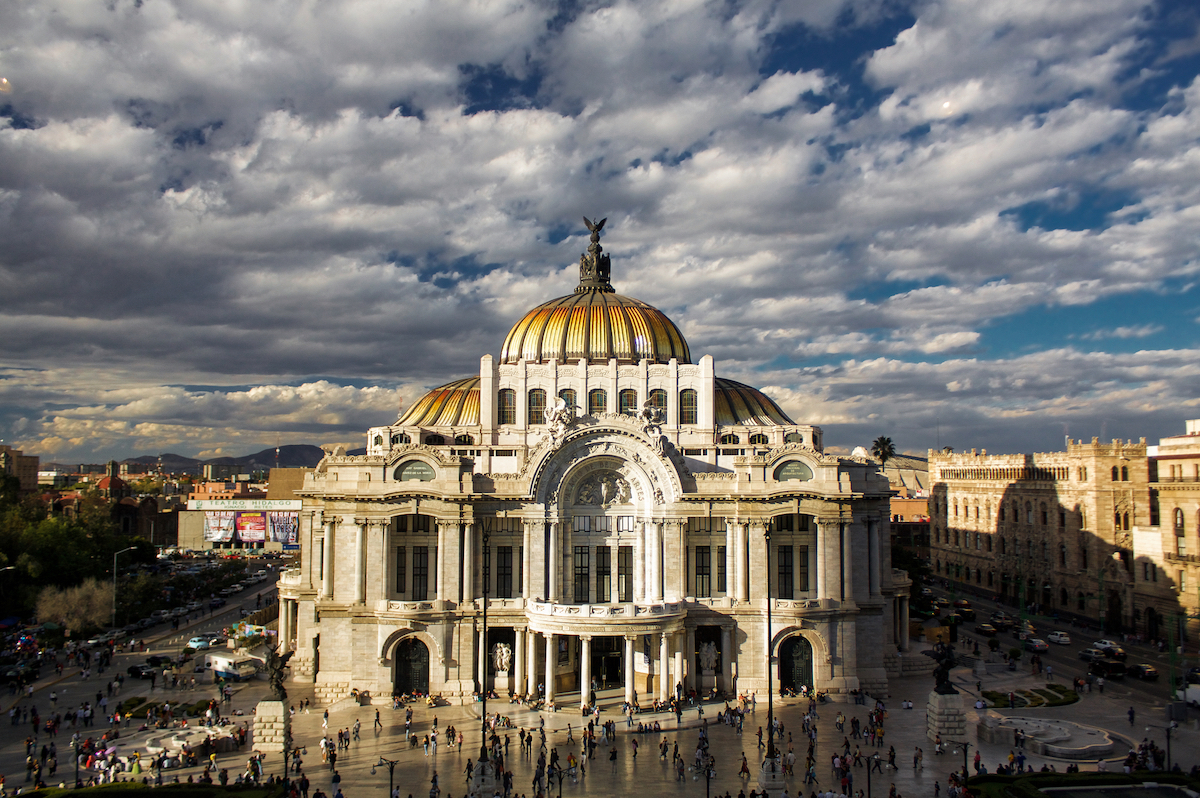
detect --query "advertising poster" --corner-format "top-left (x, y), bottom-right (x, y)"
top-left (268, 512), bottom-right (299, 543)
top-left (203, 511), bottom-right (236, 542)
top-left (235, 512), bottom-right (266, 542)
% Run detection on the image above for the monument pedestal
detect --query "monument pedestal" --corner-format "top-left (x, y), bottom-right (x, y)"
top-left (701, 669), bottom-right (717, 691)
top-left (470, 760), bottom-right (502, 798)
top-left (254, 700), bottom-right (290, 753)
top-left (494, 671), bottom-right (510, 693)
top-left (757, 756), bottom-right (786, 798)
top-left (926, 689), bottom-right (967, 742)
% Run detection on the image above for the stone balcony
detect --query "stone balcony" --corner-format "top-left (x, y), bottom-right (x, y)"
top-left (526, 600), bottom-right (687, 636)
top-left (278, 567), bottom-right (303, 587)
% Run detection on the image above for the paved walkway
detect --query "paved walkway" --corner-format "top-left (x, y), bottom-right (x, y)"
top-left (4, 635), bottom-right (1198, 797)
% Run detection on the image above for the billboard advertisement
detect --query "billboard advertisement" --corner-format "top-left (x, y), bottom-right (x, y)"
top-left (202, 509), bottom-right (298, 544)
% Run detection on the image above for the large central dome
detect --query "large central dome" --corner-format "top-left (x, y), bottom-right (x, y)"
top-left (500, 218), bottom-right (691, 365)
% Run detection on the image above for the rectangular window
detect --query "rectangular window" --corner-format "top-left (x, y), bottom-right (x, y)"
top-left (695, 546), bottom-right (712, 598)
top-left (482, 545), bottom-right (491, 597)
top-left (317, 539), bottom-right (324, 581)
top-left (497, 546), bottom-right (513, 599)
top-left (528, 389), bottom-right (547, 425)
top-left (596, 546), bottom-right (611, 602)
top-left (717, 545), bottom-right (727, 593)
top-left (395, 545), bottom-right (406, 594)
top-left (594, 516), bottom-right (611, 533)
top-left (574, 546), bottom-right (590, 603)
top-left (778, 545), bottom-right (794, 600)
top-left (618, 545), bottom-right (633, 602)
top-left (574, 515), bottom-right (591, 532)
top-left (617, 516), bottom-right (634, 532)
top-left (518, 545), bottom-right (523, 594)
top-left (679, 389), bottom-right (698, 424)
top-left (412, 546), bottom-right (429, 601)
top-left (797, 545), bottom-right (810, 592)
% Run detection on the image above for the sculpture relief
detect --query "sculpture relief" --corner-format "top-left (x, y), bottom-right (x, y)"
top-left (544, 397), bottom-right (579, 447)
top-left (575, 470), bottom-right (631, 507)
top-left (491, 642), bottom-right (512, 673)
top-left (699, 641), bottom-right (719, 671)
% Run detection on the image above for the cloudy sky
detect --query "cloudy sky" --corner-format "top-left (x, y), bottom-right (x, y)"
top-left (2, 0), bottom-right (1199, 464)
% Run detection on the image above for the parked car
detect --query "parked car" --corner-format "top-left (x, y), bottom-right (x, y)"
top-left (1078, 647), bottom-right (1105, 662)
top-left (137, 618), bottom-right (156, 630)
top-left (219, 587), bottom-right (237, 597)
top-left (186, 637), bottom-right (211, 650)
top-left (122, 623), bottom-right (140, 634)
top-left (974, 623), bottom-right (998, 636)
top-left (1047, 631), bottom-right (1071, 645)
top-left (1129, 664), bottom-right (1159, 681)
top-left (126, 663), bottom-right (156, 679)
top-left (86, 630), bottom-right (124, 647)
top-left (150, 609), bottom-right (171, 621)
top-left (210, 597), bottom-right (227, 609)
top-left (1024, 638), bottom-right (1049, 652)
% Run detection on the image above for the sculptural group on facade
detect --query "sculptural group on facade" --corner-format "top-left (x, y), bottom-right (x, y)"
top-left (491, 642), bottom-right (512, 673)
top-left (576, 471), bottom-right (631, 507)
top-left (543, 397), bottom-right (579, 446)
top-left (698, 641), bottom-right (719, 671)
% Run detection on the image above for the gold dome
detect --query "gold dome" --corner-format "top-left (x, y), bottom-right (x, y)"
top-left (714, 378), bottom-right (794, 426)
top-left (397, 377), bottom-right (480, 427)
top-left (501, 291), bottom-right (691, 365)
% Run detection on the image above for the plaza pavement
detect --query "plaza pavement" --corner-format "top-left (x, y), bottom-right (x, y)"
top-left (3, 628), bottom-right (1198, 798)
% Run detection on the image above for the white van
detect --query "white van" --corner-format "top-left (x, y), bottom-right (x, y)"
top-left (203, 653), bottom-right (258, 681)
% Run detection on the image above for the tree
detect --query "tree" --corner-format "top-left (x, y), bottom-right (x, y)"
top-left (36, 579), bottom-right (114, 634)
top-left (871, 436), bottom-right (897, 465)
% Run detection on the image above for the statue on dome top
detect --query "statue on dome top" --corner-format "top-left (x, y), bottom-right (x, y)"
top-left (577, 216), bottom-right (614, 293)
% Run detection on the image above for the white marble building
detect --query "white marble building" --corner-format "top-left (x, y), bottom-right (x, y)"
top-left (277, 225), bottom-right (910, 706)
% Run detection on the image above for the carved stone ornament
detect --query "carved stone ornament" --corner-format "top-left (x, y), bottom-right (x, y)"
top-left (575, 470), bottom-right (631, 507)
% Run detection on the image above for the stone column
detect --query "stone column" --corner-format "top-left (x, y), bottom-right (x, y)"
top-left (721, 625), bottom-right (733, 692)
top-left (673, 640), bottom-right (683, 699)
top-left (472, 628), bottom-right (482, 691)
top-left (634, 522), bottom-right (646, 603)
top-left (279, 600), bottom-right (291, 654)
top-left (514, 628), bottom-right (525, 696)
top-left (522, 522), bottom-right (532, 599)
top-left (815, 521), bottom-right (828, 600)
top-left (580, 635), bottom-right (592, 708)
top-left (321, 518), bottom-right (335, 599)
top-left (548, 521), bottom-right (559, 603)
top-left (381, 520), bottom-right (393, 600)
top-left (725, 520), bottom-right (736, 599)
top-left (545, 633), bottom-right (556, 705)
top-left (527, 630), bottom-right (538, 696)
top-left (900, 597), bottom-right (911, 652)
top-left (747, 522), bottom-right (767, 603)
top-left (658, 632), bottom-right (670, 703)
top-left (354, 521), bottom-right (366, 604)
top-left (685, 627), bottom-right (696, 689)
top-left (623, 635), bottom-right (635, 705)
top-left (462, 521), bottom-right (474, 603)
top-left (841, 523), bottom-right (854, 603)
top-left (868, 518), bottom-right (881, 597)
top-left (646, 522), bottom-right (659, 602)
top-left (737, 522), bottom-right (750, 602)
top-left (435, 521), bottom-right (448, 602)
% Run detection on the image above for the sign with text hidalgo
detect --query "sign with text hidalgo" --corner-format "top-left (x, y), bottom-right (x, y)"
top-left (187, 499), bottom-right (301, 511)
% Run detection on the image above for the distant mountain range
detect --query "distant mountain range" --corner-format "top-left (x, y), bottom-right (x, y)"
top-left (45, 444), bottom-right (330, 475)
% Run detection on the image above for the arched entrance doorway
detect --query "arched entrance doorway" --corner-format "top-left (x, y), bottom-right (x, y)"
top-left (393, 637), bottom-right (430, 695)
top-left (778, 635), bottom-right (814, 693)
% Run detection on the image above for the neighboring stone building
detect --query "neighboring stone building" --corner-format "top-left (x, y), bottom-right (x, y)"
top-left (928, 436), bottom-right (1200, 639)
top-left (277, 225), bottom-right (909, 706)
top-left (0, 444), bottom-right (39, 493)
top-left (1134, 420), bottom-right (1200, 644)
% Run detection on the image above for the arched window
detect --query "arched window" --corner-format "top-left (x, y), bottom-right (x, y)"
top-left (497, 389), bottom-right (516, 425)
top-left (425, 434), bottom-right (445, 446)
top-left (1059, 544), bottom-right (1067, 567)
top-left (528, 389), bottom-right (547, 424)
top-left (373, 435), bottom-right (383, 446)
top-left (454, 434), bottom-right (473, 446)
top-left (748, 433), bottom-right (769, 445)
top-left (679, 389), bottom-right (698, 424)
top-left (648, 388), bottom-right (667, 411)
top-left (1040, 503), bottom-right (1048, 526)
top-left (588, 389), bottom-right (607, 415)
top-left (391, 433), bottom-right (410, 445)
top-left (558, 388), bottom-right (577, 408)
top-left (1122, 512), bottom-right (1129, 531)
top-left (784, 432), bottom-right (804, 444)
top-left (619, 389), bottom-right (638, 415)
top-left (1121, 466), bottom-right (1128, 481)
top-left (1112, 466), bottom-right (1119, 481)
top-left (720, 433), bottom-right (740, 445)
top-left (1025, 502), bottom-right (1033, 524)
top-left (1174, 508), bottom-right (1185, 532)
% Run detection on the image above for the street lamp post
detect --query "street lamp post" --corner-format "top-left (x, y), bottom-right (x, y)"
top-left (71, 733), bottom-right (80, 788)
top-left (112, 546), bottom-right (135, 627)
top-left (703, 753), bottom-right (715, 798)
top-left (479, 518), bottom-right (491, 766)
top-left (1145, 723), bottom-right (1177, 772)
top-left (765, 525), bottom-right (776, 763)
top-left (373, 756), bottom-right (398, 797)
top-left (949, 741), bottom-right (972, 784)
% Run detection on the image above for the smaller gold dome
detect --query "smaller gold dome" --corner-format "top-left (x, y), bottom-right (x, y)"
top-left (397, 377), bottom-right (479, 427)
top-left (715, 378), bottom-right (794, 426)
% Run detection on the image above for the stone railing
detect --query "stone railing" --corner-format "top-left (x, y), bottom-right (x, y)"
top-left (528, 601), bottom-right (684, 619)
top-left (772, 598), bottom-right (840, 611)
top-left (278, 568), bottom-right (303, 587)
